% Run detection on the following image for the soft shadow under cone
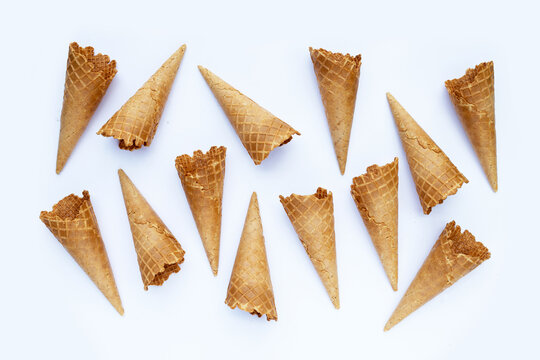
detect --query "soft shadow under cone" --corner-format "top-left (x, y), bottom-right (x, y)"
top-left (309, 48), bottom-right (361, 175)
top-left (386, 93), bottom-right (468, 214)
top-left (175, 146), bottom-right (226, 276)
top-left (56, 42), bottom-right (117, 174)
top-left (226, 193), bottom-right (277, 320)
top-left (445, 62), bottom-right (497, 192)
top-left (98, 45), bottom-right (186, 150)
top-left (384, 221), bottom-right (490, 331)
top-left (280, 188), bottom-right (339, 308)
top-left (198, 66), bottom-right (300, 165)
top-left (351, 158), bottom-right (399, 291)
top-left (40, 191), bottom-right (124, 315)
top-left (118, 170), bottom-right (185, 290)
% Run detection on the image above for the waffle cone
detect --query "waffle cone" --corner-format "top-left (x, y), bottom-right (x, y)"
top-left (280, 187), bottom-right (339, 308)
top-left (98, 45), bottom-right (186, 150)
top-left (198, 66), bottom-right (300, 165)
top-left (175, 146), bottom-right (226, 276)
top-left (226, 193), bottom-right (277, 320)
top-left (309, 48), bottom-right (361, 175)
top-left (118, 170), bottom-right (185, 290)
top-left (40, 191), bottom-right (123, 314)
top-left (445, 62), bottom-right (497, 191)
top-left (56, 42), bottom-right (117, 174)
top-left (386, 93), bottom-right (468, 214)
top-left (384, 221), bottom-right (490, 331)
top-left (351, 158), bottom-right (399, 291)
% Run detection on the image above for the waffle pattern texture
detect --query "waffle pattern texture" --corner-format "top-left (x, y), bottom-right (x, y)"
top-left (175, 146), bottom-right (226, 275)
top-left (384, 221), bottom-right (490, 331)
top-left (386, 93), bottom-right (468, 214)
top-left (98, 45), bottom-right (186, 150)
top-left (40, 191), bottom-right (124, 314)
top-left (280, 187), bottom-right (339, 308)
top-left (118, 170), bottom-right (185, 290)
top-left (57, 42), bottom-right (117, 173)
top-left (446, 61), bottom-right (497, 191)
top-left (226, 193), bottom-right (277, 320)
top-left (309, 47), bottom-right (361, 175)
top-left (351, 158), bottom-right (399, 291)
top-left (198, 66), bottom-right (300, 164)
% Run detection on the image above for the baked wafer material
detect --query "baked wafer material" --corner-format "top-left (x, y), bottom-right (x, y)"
top-left (118, 169), bottom-right (185, 290)
top-left (445, 62), bottom-right (497, 191)
top-left (98, 45), bottom-right (186, 150)
top-left (386, 93), bottom-right (468, 214)
top-left (40, 191), bottom-right (123, 314)
top-left (56, 42), bottom-right (117, 173)
top-left (384, 221), bottom-right (490, 331)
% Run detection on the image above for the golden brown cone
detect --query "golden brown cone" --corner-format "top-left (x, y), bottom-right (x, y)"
top-left (56, 42), bottom-right (117, 174)
top-left (198, 66), bottom-right (300, 165)
top-left (118, 169), bottom-right (185, 290)
top-left (97, 45), bottom-right (186, 150)
top-left (226, 192), bottom-right (277, 320)
top-left (175, 146), bottom-right (226, 276)
top-left (384, 221), bottom-right (490, 331)
top-left (309, 47), bottom-right (361, 175)
top-left (445, 62), bottom-right (497, 192)
top-left (279, 187), bottom-right (339, 308)
top-left (351, 158), bottom-right (399, 291)
top-left (39, 191), bottom-right (123, 315)
top-left (386, 93), bottom-right (468, 214)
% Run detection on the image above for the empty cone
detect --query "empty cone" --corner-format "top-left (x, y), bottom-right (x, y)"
top-left (445, 62), bottom-right (497, 192)
top-left (386, 93), bottom-right (468, 214)
top-left (175, 146), bottom-right (226, 276)
top-left (198, 66), bottom-right (300, 165)
top-left (118, 169), bottom-right (185, 290)
top-left (40, 191), bottom-right (123, 315)
top-left (351, 158), bottom-right (399, 291)
top-left (279, 187), bottom-right (339, 308)
top-left (384, 221), bottom-right (490, 331)
top-left (226, 192), bottom-right (277, 320)
top-left (56, 42), bottom-right (117, 174)
top-left (98, 45), bottom-right (186, 150)
top-left (309, 47), bottom-right (361, 175)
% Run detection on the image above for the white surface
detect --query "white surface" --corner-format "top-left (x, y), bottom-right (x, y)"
top-left (1, 0), bottom-right (538, 359)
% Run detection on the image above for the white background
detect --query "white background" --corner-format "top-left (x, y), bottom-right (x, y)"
top-left (1, 0), bottom-right (538, 359)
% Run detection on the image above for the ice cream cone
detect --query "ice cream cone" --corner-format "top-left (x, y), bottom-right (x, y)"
top-left (40, 191), bottom-right (123, 315)
top-left (386, 93), bottom-right (468, 214)
top-left (309, 47), bottom-right (361, 175)
top-left (384, 221), bottom-right (490, 331)
top-left (445, 62), bottom-right (497, 192)
top-left (279, 187), bottom-right (339, 308)
top-left (175, 146), bottom-right (226, 276)
top-left (226, 192), bottom-right (277, 320)
top-left (56, 42), bottom-right (117, 174)
top-left (118, 169), bottom-right (185, 290)
top-left (351, 158), bottom-right (399, 291)
top-left (198, 66), bottom-right (300, 165)
top-left (98, 45), bottom-right (186, 150)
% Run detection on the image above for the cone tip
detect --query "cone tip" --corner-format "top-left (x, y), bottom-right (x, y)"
top-left (386, 92), bottom-right (394, 101)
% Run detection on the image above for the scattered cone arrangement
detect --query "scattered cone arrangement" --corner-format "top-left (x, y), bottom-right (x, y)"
top-left (39, 191), bottom-right (123, 315)
top-left (384, 221), bottom-right (490, 331)
top-left (98, 45), bottom-right (186, 150)
top-left (280, 187), bottom-right (340, 308)
top-left (118, 169), bottom-right (185, 290)
top-left (446, 62), bottom-right (497, 192)
top-left (225, 193), bottom-right (277, 320)
top-left (56, 42), bottom-right (117, 174)
top-left (386, 93), bottom-right (468, 214)
top-left (351, 158), bottom-right (399, 291)
top-left (175, 146), bottom-right (226, 276)
top-left (309, 47), bottom-right (362, 175)
top-left (198, 66), bottom-right (300, 165)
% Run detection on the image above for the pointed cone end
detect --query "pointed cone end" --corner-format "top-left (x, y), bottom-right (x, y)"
top-left (489, 177), bottom-right (498, 192)
top-left (210, 258), bottom-right (219, 277)
top-left (384, 323), bottom-right (392, 332)
top-left (332, 297), bottom-right (340, 309)
top-left (114, 303), bottom-right (125, 316)
top-left (386, 92), bottom-right (396, 104)
top-left (56, 153), bottom-right (67, 174)
top-left (391, 282), bottom-right (398, 292)
top-left (338, 160), bottom-right (346, 175)
top-left (118, 169), bottom-right (127, 181)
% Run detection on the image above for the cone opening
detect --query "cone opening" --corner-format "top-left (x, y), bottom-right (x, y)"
top-left (445, 62), bottom-right (492, 92)
top-left (309, 47), bottom-right (362, 68)
top-left (352, 157), bottom-right (398, 187)
top-left (70, 42), bottom-right (117, 79)
top-left (445, 222), bottom-right (491, 261)
top-left (175, 146), bottom-right (226, 175)
top-left (40, 191), bottom-right (90, 221)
